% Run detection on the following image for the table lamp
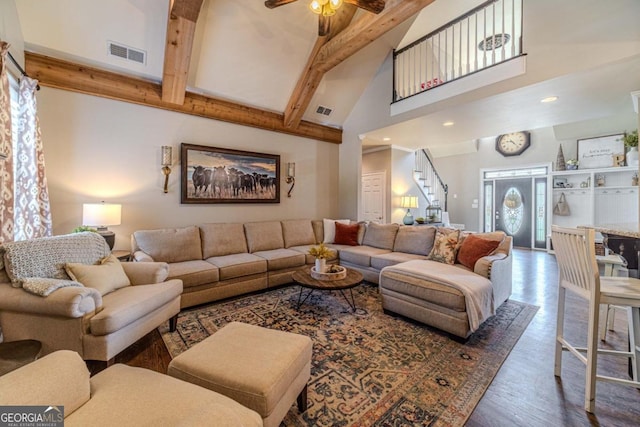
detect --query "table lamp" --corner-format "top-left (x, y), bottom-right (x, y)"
top-left (400, 196), bottom-right (419, 225)
top-left (82, 202), bottom-right (122, 249)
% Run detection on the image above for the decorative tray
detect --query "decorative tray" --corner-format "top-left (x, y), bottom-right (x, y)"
top-left (311, 265), bottom-right (347, 281)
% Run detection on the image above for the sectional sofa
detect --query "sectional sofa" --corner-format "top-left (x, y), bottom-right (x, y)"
top-left (132, 219), bottom-right (513, 337)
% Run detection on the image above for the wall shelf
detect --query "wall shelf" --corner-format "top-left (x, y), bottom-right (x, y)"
top-left (548, 166), bottom-right (639, 251)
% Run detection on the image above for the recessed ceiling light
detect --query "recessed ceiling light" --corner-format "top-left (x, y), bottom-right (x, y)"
top-left (541, 96), bottom-right (558, 103)
top-left (382, 137), bottom-right (391, 141)
top-left (442, 121), bottom-right (455, 127)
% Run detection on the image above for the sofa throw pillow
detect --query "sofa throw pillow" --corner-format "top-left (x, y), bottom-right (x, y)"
top-left (65, 254), bottom-right (131, 296)
top-left (427, 228), bottom-right (461, 265)
top-left (457, 234), bottom-right (501, 270)
top-left (322, 219), bottom-right (351, 243)
top-left (334, 222), bottom-right (360, 246)
top-left (22, 278), bottom-right (84, 297)
top-left (1, 232), bottom-right (110, 287)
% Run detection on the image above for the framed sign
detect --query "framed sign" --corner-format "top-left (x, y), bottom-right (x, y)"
top-left (577, 134), bottom-right (624, 169)
top-left (181, 143), bottom-right (280, 204)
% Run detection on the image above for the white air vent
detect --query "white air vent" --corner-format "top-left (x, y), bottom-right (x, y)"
top-left (107, 41), bottom-right (146, 65)
top-left (316, 105), bottom-right (333, 116)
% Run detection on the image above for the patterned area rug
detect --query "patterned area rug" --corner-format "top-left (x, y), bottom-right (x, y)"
top-left (160, 284), bottom-right (538, 426)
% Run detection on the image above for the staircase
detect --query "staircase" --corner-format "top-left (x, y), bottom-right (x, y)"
top-left (414, 149), bottom-right (448, 213)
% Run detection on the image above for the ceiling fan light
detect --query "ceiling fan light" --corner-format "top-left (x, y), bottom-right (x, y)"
top-left (322, 3), bottom-right (336, 16)
top-left (309, 0), bottom-right (322, 14)
top-left (329, 0), bottom-right (343, 9)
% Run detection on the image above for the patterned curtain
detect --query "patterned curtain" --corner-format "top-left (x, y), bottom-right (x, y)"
top-left (13, 76), bottom-right (52, 240)
top-left (0, 42), bottom-right (15, 244)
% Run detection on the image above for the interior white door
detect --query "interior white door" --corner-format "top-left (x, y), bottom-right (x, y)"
top-left (362, 172), bottom-right (386, 223)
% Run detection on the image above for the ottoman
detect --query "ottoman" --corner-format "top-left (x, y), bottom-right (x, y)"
top-left (167, 322), bottom-right (312, 427)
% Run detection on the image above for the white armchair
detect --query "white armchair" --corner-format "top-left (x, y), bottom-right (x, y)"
top-left (0, 232), bottom-right (182, 364)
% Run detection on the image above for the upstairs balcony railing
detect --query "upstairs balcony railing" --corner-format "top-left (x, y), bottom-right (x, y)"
top-left (393, 0), bottom-right (523, 102)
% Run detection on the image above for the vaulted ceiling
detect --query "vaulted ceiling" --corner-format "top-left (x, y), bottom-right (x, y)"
top-left (11, 0), bottom-right (640, 151)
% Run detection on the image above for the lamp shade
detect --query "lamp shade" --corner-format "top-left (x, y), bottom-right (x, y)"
top-left (400, 196), bottom-right (419, 209)
top-left (82, 203), bottom-right (122, 227)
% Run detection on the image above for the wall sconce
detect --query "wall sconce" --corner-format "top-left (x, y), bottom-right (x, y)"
top-left (400, 195), bottom-right (419, 225)
top-left (286, 162), bottom-right (295, 197)
top-left (161, 146), bottom-right (172, 193)
top-left (83, 202), bottom-right (122, 250)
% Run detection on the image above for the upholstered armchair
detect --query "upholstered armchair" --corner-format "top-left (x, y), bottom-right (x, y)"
top-left (0, 232), bottom-right (183, 364)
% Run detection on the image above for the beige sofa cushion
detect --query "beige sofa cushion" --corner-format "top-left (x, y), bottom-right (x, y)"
top-left (281, 219), bottom-right (316, 248)
top-left (65, 255), bottom-right (131, 296)
top-left (393, 226), bottom-right (437, 256)
top-left (252, 249), bottom-right (306, 270)
top-left (362, 223), bottom-right (399, 250)
top-left (167, 260), bottom-right (219, 288)
top-left (206, 253), bottom-right (267, 280)
top-left (90, 280), bottom-right (182, 336)
top-left (339, 246), bottom-right (391, 267)
top-left (200, 223), bottom-right (248, 258)
top-left (0, 232), bottom-right (110, 287)
top-left (69, 363), bottom-right (262, 427)
top-left (371, 252), bottom-right (428, 270)
top-left (0, 350), bottom-right (90, 416)
top-left (244, 221), bottom-right (284, 253)
top-left (133, 226), bottom-right (202, 263)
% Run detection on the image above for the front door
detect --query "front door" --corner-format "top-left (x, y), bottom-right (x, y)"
top-left (494, 178), bottom-right (532, 248)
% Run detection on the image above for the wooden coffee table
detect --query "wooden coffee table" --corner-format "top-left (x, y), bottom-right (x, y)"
top-left (292, 267), bottom-right (363, 312)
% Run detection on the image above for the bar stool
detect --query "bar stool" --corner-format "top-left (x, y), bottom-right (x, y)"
top-left (596, 254), bottom-right (628, 340)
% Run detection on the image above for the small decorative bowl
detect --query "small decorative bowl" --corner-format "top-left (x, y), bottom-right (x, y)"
top-left (311, 265), bottom-right (347, 281)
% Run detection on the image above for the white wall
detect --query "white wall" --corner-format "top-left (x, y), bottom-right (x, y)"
top-left (433, 118), bottom-right (638, 232)
top-left (37, 88), bottom-right (340, 250)
top-left (0, 0), bottom-right (24, 67)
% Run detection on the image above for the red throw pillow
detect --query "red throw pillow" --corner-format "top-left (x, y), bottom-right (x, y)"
top-left (334, 222), bottom-right (359, 246)
top-left (456, 234), bottom-right (501, 270)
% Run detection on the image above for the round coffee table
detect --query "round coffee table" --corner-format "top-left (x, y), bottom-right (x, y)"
top-left (292, 267), bottom-right (363, 312)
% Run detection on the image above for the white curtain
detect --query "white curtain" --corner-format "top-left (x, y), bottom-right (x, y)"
top-left (13, 76), bottom-right (52, 240)
top-left (0, 42), bottom-right (14, 244)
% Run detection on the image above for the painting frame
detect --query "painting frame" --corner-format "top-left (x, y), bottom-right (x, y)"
top-left (181, 143), bottom-right (280, 204)
top-left (576, 133), bottom-right (625, 170)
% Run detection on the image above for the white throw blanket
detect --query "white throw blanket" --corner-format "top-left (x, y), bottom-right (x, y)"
top-left (382, 260), bottom-right (495, 332)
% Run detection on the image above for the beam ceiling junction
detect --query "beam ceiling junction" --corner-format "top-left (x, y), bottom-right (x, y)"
top-left (25, 52), bottom-right (342, 144)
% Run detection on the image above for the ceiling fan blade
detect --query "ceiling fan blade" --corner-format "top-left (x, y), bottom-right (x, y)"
top-left (264, 0), bottom-right (298, 9)
top-left (318, 14), bottom-right (330, 37)
top-left (344, 0), bottom-right (385, 14)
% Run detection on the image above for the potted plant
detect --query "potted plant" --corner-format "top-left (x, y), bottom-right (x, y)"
top-left (566, 159), bottom-right (579, 170)
top-left (622, 130), bottom-right (639, 166)
top-left (71, 225), bottom-right (97, 233)
top-left (308, 243), bottom-right (332, 273)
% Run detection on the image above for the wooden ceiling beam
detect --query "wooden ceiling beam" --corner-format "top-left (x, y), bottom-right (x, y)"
top-left (315, 0), bottom-right (436, 73)
top-left (284, 5), bottom-right (357, 129)
top-left (284, 0), bottom-right (435, 129)
top-left (162, 0), bottom-right (204, 105)
top-left (26, 52), bottom-right (342, 144)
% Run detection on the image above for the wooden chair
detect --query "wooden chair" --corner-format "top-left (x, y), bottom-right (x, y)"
top-left (552, 225), bottom-right (640, 413)
top-left (595, 253), bottom-right (628, 340)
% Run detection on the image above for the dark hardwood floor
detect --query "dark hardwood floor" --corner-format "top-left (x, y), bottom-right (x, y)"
top-left (113, 249), bottom-right (640, 426)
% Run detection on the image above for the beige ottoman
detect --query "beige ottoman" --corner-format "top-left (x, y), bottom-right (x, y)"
top-left (167, 322), bottom-right (312, 427)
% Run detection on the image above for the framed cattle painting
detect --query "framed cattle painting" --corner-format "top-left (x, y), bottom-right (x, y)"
top-left (180, 143), bottom-right (280, 204)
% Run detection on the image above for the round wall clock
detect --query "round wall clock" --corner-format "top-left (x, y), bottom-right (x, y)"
top-left (495, 131), bottom-right (531, 156)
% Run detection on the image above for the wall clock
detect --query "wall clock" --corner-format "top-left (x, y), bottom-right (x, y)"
top-left (495, 131), bottom-right (531, 156)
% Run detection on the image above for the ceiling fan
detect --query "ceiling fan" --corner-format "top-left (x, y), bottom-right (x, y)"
top-left (265, 0), bottom-right (386, 36)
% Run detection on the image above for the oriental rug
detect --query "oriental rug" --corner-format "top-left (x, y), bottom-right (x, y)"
top-left (160, 284), bottom-right (538, 426)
